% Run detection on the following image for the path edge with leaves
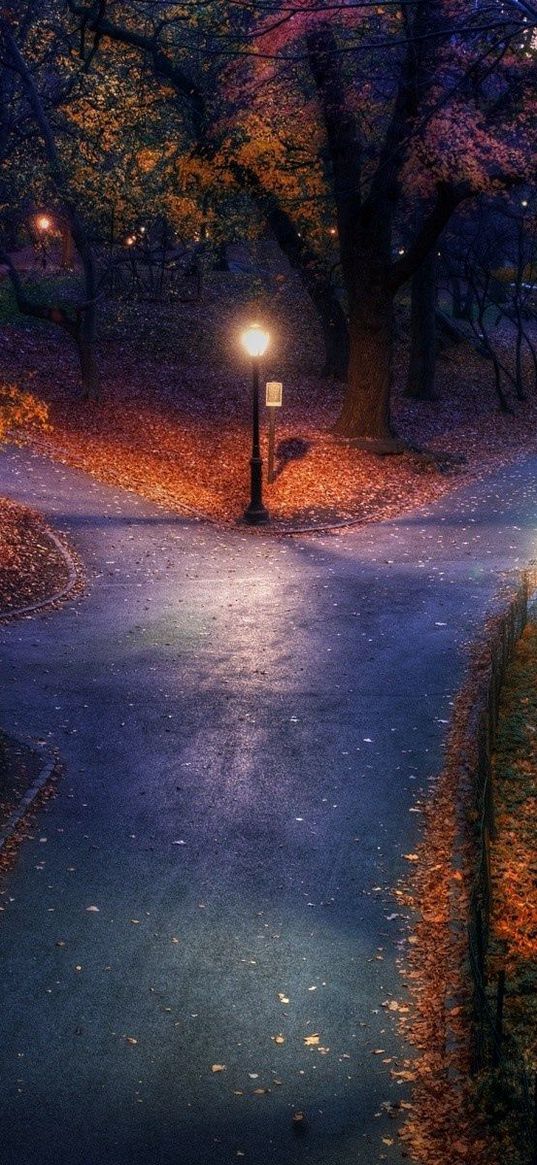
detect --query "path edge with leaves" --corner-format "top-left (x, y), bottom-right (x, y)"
top-left (398, 569), bottom-right (537, 1165)
top-left (0, 731), bottom-right (59, 863)
top-left (0, 521), bottom-right (81, 622)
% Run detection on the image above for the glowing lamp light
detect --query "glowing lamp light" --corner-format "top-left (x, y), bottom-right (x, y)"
top-left (240, 323), bottom-right (270, 359)
top-left (37, 215), bottom-right (51, 231)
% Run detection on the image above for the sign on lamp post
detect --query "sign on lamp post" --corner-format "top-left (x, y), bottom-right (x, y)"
top-left (266, 381), bottom-right (283, 484)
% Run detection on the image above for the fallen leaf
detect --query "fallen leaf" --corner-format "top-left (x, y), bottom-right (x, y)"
top-left (211, 1064), bottom-right (226, 1073)
top-left (304, 1034), bottom-right (320, 1046)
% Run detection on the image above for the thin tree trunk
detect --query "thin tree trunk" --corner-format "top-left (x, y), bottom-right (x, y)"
top-left (304, 276), bottom-right (348, 379)
top-left (60, 225), bottom-right (74, 270)
top-left (451, 275), bottom-right (464, 318)
top-left (78, 322), bottom-right (99, 401)
top-left (462, 284), bottom-right (474, 321)
top-left (514, 222), bottom-right (526, 400)
top-left (514, 309), bottom-right (525, 400)
top-left (405, 253), bottom-right (438, 400)
top-left (237, 167), bottom-right (349, 380)
top-left (523, 330), bottom-right (537, 393)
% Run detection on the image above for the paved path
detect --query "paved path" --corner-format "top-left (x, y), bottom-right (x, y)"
top-left (1, 446), bottom-right (537, 1165)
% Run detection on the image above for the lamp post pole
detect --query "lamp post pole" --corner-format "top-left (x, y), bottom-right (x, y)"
top-left (244, 356), bottom-right (269, 524)
top-left (241, 323), bottom-right (270, 525)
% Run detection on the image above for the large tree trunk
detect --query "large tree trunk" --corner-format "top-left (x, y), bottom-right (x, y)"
top-left (405, 252), bottom-right (438, 400)
top-left (333, 205), bottom-right (404, 447)
top-left (333, 293), bottom-right (403, 450)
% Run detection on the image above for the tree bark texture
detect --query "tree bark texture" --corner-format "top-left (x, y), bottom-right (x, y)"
top-left (332, 294), bottom-right (395, 444)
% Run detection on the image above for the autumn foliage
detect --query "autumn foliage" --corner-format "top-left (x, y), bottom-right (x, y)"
top-left (0, 382), bottom-right (48, 442)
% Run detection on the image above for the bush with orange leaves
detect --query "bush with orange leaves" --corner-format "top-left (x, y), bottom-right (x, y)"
top-left (0, 382), bottom-right (48, 443)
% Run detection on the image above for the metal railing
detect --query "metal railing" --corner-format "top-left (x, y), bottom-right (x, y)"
top-left (463, 580), bottom-right (536, 1163)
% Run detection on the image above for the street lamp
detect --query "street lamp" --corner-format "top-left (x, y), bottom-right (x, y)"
top-left (35, 214), bottom-right (52, 268)
top-left (240, 323), bottom-right (270, 525)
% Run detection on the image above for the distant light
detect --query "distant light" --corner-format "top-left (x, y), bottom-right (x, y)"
top-left (521, 200), bottom-right (528, 208)
top-left (140, 226), bottom-right (146, 233)
top-left (241, 323), bottom-right (270, 358)
top-left (125, 236), bottom-right (135, 246)
top-left (329, 227), bottom-right (336, 236)
top-left (398, 247), bottom-right (405, 255)
top-left (36, 215), bottom-right (51, 232)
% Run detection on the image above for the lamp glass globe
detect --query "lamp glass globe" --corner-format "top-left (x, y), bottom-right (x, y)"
top-left (241, 324), bottom-right (270, 358)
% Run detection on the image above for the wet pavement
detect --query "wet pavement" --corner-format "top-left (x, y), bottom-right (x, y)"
top-left (1, 445), bottom-right (537, 1165)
